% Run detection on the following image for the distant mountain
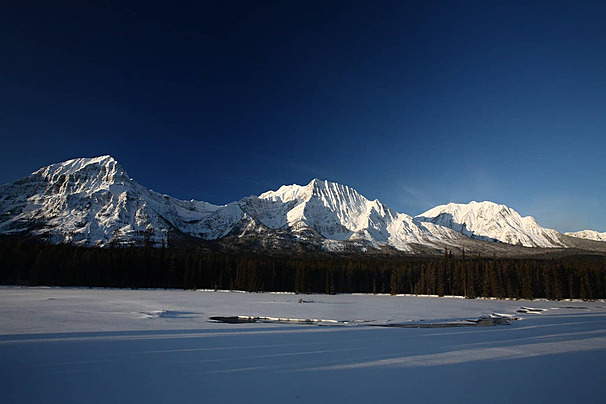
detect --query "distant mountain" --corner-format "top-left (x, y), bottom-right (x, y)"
top-left (416, 201), bottom-right (564, 248)
top-left (565, 230), bottom-right (606, 242)
top-left (0, 156), bottom-right (603, 255)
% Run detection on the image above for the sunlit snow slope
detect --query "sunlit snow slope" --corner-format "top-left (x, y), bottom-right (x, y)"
top-left (565, 230), bottom-right (606, 242)
top-left (416, 201), bottom-right (564, 248)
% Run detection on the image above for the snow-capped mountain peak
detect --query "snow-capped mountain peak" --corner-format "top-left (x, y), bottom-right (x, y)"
top-left (0, 156), bottom-right (229, 246)
top-left (565, 230), bottom-right (606, 242)
top-left (251, 178), bottom-right (406, 244)
top-left (416, 201), bottom-right (564, 248)
top-left (30, 155), bottom-right (131, 196)
top-left (34, 155), bottom-right (122, 178)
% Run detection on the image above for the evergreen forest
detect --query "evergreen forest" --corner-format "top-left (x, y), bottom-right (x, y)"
top-left (1, 237), bottom-right (605, 300)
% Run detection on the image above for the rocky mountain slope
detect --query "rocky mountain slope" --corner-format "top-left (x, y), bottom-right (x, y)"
top-left (0, 156), bottom-right (603, 255)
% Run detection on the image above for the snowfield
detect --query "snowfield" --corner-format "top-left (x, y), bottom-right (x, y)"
top-left (1, 287), bottom-right (605, 403)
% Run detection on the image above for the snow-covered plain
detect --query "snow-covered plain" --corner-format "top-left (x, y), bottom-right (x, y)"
top-left (1, 287), bottom-right (605, 403)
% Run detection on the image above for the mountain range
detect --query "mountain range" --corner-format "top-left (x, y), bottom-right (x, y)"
top-left (0, 156), bottom-right (604, 256)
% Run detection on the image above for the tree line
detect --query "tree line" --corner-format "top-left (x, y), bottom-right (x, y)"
top-left (1, 238), bottom-right (605, 300)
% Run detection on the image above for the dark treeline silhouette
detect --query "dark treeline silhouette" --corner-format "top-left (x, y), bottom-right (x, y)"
top-left (1, 238), bottom-right (605, 299)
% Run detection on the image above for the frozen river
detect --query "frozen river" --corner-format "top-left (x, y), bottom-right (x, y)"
top-left (1, 287), bottom-right (605, 403)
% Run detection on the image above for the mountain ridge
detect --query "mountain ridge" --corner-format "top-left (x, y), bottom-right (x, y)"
top-left (0, 156), bottom-right (603, 254)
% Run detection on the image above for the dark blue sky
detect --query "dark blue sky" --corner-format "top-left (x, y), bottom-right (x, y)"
top-left (1, 1), bottom-right (605, 232)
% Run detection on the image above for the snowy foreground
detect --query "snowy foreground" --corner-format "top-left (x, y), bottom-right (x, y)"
top-left (1, 287), bottom-right (605, 403)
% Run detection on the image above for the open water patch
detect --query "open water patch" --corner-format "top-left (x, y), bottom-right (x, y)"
top-left (208, 316), bottom-right (367, 326)
top-left (209, 314), bottom-right (517, 327)
top-left (141, 310), bottom-right (200, 319)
